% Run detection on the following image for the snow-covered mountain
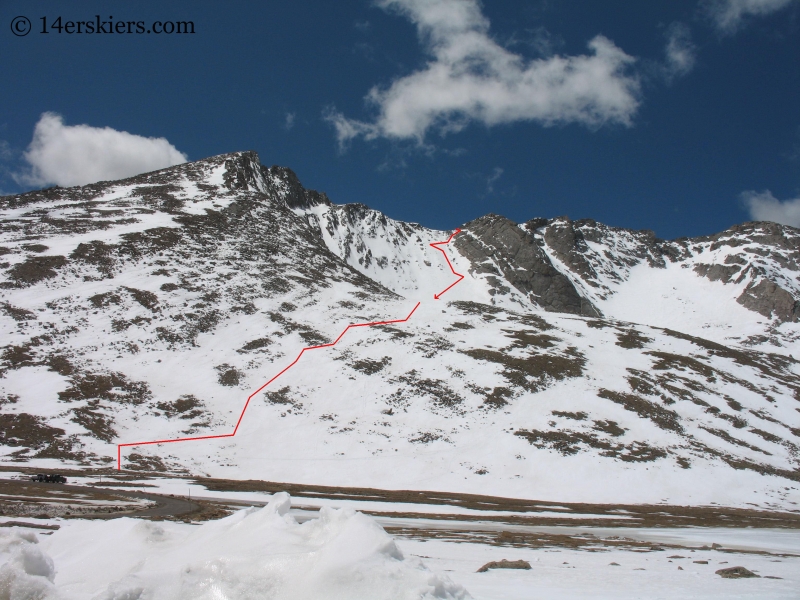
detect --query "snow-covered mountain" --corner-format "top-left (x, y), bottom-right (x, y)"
top-left (1, 151), bottom-right (799, 508)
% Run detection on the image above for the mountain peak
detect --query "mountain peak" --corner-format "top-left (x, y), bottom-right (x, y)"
top-left (1, 151), bottom-right (800, 508)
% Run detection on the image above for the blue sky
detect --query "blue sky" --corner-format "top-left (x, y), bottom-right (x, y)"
top-left (1, 0), bottom-right (799, 239)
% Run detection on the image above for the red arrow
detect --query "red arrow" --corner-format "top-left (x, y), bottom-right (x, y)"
top-left (430, 228), bottom-right (464, 300)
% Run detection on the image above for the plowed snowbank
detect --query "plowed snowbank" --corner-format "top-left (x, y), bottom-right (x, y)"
top-left (0, 493), bottom-right (468, 600)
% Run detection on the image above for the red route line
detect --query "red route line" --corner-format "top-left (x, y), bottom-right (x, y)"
top-left (117, 229), bottom-right (463, 470)
top-left (430, 228), bottom-right (464, 299)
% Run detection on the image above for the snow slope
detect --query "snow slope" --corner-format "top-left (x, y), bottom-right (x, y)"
top-left (0, 151), bottom-right (799, 509)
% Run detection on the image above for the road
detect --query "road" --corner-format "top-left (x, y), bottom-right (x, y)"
top-left (0, 478), bottom-right (200, 521)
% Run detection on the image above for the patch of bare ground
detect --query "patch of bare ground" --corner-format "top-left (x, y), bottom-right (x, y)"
top-left (263, 386), bottom-right (305, 415)
top-left (0, 476), bottom-right (232, 522)
top-left (391, 369), bottom-right (463, 410)
top-left (0, 303), bottom-right (37, 321)
top-left (625, 367), bottom-right (760, 438)
top-left (71, 241), bottom-right (116, 277)
top-left (450, 300), bottom-right (504, 318)
top-left (513, 428), bottom-right (667, 462)
top-left (268, 311), bottom-right (329, 345)
top-left (552, 410), bottom-right (588, 421)
top-left (350, 356), bottom-right (391, 375)
top-left (122, 286), bottom-right (159, 311)
top-left (592, 420), bottom-right (626, 437)
top-left (70, 406), bottom-right (117, 442)
top-left (59, 371), bottom-right (151, 405)
top-left (409, 431), bottom-right (449, 444)
top-left (264, 386), bottom-right (294, 405)
top-left (481, 386), bottom-right (513, 409)
top-left (5, 255), bottom-right (67, 286)
top-left (716, 566), bottom-right (760, 578)
top-left (504, 330), bottom-right (559, 349)
top-left (215, 364), bottom-right (243, 386)
top-left (462, 345), bottom-right (585, 393)
top-left (125, 453), bottom-right (170, 472)
top-left (660, 328), bottom-right (800, 394)
top-left (155, 395), bottom-right (206, 420)
top-left (237, 337), bottom-right (272, 353)
top-left (414, 334), bottom-right (454, 358)
top-left (0, 413), bottom-right (85, 461)
top-left (615, 329), bottom-right (653, 349)
top-left (597, 389), bottom-right (683, 433)
top-left (175, 499), bottom-right (232, 522)
top-left (374, 324), bottom-right (413, 339)
top-left (700, 426), bottom-right (771, 455)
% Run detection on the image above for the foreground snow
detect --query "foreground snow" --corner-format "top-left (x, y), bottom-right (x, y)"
top-left (401, 537), bottom-right (799, 600)
top-left (2, 495), bottom-right (798, 600)
top-left (0, 493), bottom-right (467, 600)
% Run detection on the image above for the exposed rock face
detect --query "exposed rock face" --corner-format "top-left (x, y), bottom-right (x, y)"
top-left (455, 215), bottom-right (600, 317)
top-left (275, 171), bottom-right (800, 328)
top-left (681, 221), bottom-right (800, 323)
top-left (266, 165), bottom-right (332, 211)
top-left (486, 216), bottom-right (800, 325)
top-left (737, 279), bottom-right (800, 322)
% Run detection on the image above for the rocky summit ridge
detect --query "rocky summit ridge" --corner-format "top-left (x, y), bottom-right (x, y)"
top-left (1, 151), bottom-right (799, 508)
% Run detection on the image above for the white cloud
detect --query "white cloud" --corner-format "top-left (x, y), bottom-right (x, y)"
top-left (486, 167), bottom-right (503, 193)
top-left (17, 113), bottom-right (187, 187)
top-left (742, 189), bottom-right (800, 226)
top-left (327, 0), bottom-right (640, 146)
top-left (705, 0), bottom-right (797, 32)
top-left (663, 23), bottom-right (696, 82)
top-left (0, 140), bottom-right (12, 161)
top-left (284, 112), bottom-right (296, 130)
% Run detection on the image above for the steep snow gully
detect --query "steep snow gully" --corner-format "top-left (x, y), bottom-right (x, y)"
top-left (116, 231), bottom-right (464, 469)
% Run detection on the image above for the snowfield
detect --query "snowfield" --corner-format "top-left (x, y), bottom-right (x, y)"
top-left (1, 150), bottom-right (800, 598)
top-left (0, 151), bottom-right (798, 508)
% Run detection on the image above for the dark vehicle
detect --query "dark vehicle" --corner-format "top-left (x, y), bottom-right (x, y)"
top-left (31, 473), bottom-right (67, 484)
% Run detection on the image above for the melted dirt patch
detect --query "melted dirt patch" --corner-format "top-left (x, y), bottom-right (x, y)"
top-left (1, 303), bottom-right (37, 321)
top-left (71, 407), bottom-right (117, 442)
top-left (482, 386), bottom-right (513, 409)
top-left (514, 428), bottom-right (667, 462)
top-left (6, 256), bottom-right (67, 286)
top-left (155, 395), bottom-right (205, 420)
top-left (59, 372), bottom-right (151, 405)
top-left (616, 329), bottom-right (653, 349)
top-left (350, 356), bottom-right (391, 375)
top-left (392, 370), bottom-right (463, 410)
top-left (215, 364), bottom-right (242, 387)
top-left (0, 413), bottom-right (84, 460)
top-left (463, 347), bottom-right (585, 393)
top-left (553, 411), bottom-right (588, 420)
top-left (598, 389), bottom-right (684, 433)
top-left (237, 337), bottom-right (272, 353)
